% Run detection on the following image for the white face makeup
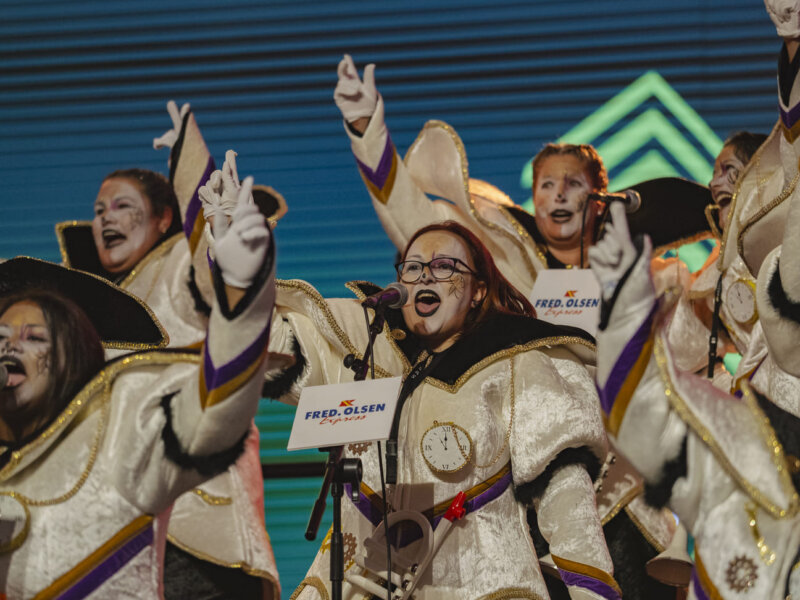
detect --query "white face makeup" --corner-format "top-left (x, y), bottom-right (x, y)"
top-left (399, 231), bottom-right (486, 353)
top-left (709, 145), bottom-right (746, 232)
top-left (0, 301), bottom-right (53, 419)
top-left (92, 178), bottom-right (169, 274)
top-left (533, 154), bottom-right (596, 249)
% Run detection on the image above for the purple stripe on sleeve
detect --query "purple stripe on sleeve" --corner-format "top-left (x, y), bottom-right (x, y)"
top-left (353, 133), bottom-right (394, 189)
top-left (344, 483), bottom-right (385, 527)
top-left (780, 101), bottom-right (800, 130)
top-left (57, 523), bottom-right (153, 600)
top-left (691, 568), bottom-right (710, 600)
top-left (559, 571), bottom-right (621, 600)
top-left (183, 157), bottom-right (216, 239)
top-left (596, 303), bottom-right (657, 415)
top-left (203, 323), bottom-right (271, 391)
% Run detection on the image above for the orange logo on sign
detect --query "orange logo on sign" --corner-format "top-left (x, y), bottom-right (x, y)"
top-left (339, 400), bottom-right (354, 407)
top-left (564, 290), bottom-right (577, 298)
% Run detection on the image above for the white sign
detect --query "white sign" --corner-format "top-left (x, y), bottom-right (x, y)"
top-left (529, 269), bottom-right (601, 336)
top-left (287, 377), bottom-right (403, 451)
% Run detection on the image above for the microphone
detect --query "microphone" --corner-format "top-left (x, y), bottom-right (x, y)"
top-left (0, 364), bottom-right (7, 389)
top-left (361, 282), bottom-right (408, 310)
top-left (588, 189), bottom-right (642, 213)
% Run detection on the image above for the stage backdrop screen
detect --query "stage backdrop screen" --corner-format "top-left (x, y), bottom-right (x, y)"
top-left (0, 0), bottom-right (780, 589)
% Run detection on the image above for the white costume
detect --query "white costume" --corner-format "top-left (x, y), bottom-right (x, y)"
top-left (268, 279), bottom-right (619, 600)
top-left (54, 108), bottom-right (281, 597)
top-left (0, 251), bottom-right (276, 599)
top-left (341, 96), bottom-right (679, 594)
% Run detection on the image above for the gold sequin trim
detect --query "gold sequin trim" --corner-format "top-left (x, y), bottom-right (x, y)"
top-left (623, 504), bottom-right (666, 553)
top-left (745, 502), bottom-right (776, 565)
top-left (290, 576), bottom-right (330, 600)
top-left (477, 589), bottom-right (544, 600)
top-left (0, 351), bottom-right (199, 482)
top-left (599, 483), bottom-right (642, 527)
top-left (277, 279), bottom-right (394, 379)
top-left (191, 488), bottom-right (233, 506)
top-left (424, 336), bottom-right (595, 393)
top-left (13, 255), bottom-right (169, 351)
top-left (55, 220), bottom-right (92, 267)
top-left (736, 169), bottom-right (799, 273)
top-left (166, 533), bottom-right (280, 587)
top-left (404, 120), bottom-right (541, 284)
top-left (654, 334), bottom-right (799, 518)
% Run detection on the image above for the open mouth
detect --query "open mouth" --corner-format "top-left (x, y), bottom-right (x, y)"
top-left (0, 356), bottom-right (26, 387)
top-left (549, 209), bottom-right (574, 224)
top-left (102, 229), bottom-right (126, 249)
top-left (414, 290), bottom-right (441, 317)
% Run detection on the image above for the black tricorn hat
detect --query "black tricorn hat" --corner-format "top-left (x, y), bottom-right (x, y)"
top-left (0, 257), bottom-right (167, 350)
top-left (624, 177), bottom-right (714, 254)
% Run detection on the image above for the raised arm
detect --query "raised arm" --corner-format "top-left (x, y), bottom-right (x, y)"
top-left (334, 55), bottom-right (462, 249)
top-left (110, 176), bottom-right (276, 513)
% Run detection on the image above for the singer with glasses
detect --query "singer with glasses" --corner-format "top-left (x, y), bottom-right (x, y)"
top-left (265, 221), bottom-right (619, 600)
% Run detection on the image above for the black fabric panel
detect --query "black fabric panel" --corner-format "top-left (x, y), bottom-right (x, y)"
top-left (160, 392), bottom-right (248, 477)
top-left (187, 264), bottom-right (212, 317)
top-left (514, 446), bottom-right (601, 506)
top-left (754, 389), bottom-right (800, 494)
top-left (261, 334), bottom-right (307, 400)
top-left (767, 259), bottom-right (800, 325)
top-left (643, 436), bottom-right (688, 509)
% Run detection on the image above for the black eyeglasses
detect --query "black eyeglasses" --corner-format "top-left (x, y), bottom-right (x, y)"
top-left (394, 257), bottom-right (477, 283)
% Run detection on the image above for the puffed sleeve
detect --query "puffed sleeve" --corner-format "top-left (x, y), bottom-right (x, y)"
top-left (345, 96), bottom-right (464, 250)
top-left (511, 349), bottom-right (618, 600)
top-left (107, 239), bottom-right (276, 514)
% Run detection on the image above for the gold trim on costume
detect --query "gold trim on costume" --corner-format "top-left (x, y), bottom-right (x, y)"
top-left (736, 169), bottom-right (799, 274)
top-left (623, 504), bottom-right (666, 553)
top-left (704, 204), bottom-right (723, 240)
top-left (744, 502), bottom-right (776, 566)
top-left (654, 335), bottom-right (799, 518)
top-left (0, 351), bottom-right (200, 482)
top-left (551, 554), bottom-right (622, 596)
top-left (191, 488), bottom-right (233, 506)
top-left (13, 256), bottom-right (169, 351)
top-left (31, 515), bottom-right (154, 600)
top-left (421, 421), bottom-right (472, 474)
top-left (119, 232), bottom-right (181, 290)
top-left (166, 533), bottom-right (281, 585)
top-left (290, 576), bottom-right (330, 600)
top-left (403, 120), bottom-right (540, 284)
top-left (54, 220), bottom-right (93, 267)
top-left (277, 279), bottom-right (394, 379)
top-left (694, 549), bottom-right (724, 599)
top-left (599, 483), bottom-right (642, 527)
top-left (423, 336), bottom-right (595, 393)
top-left (476, 589), bottom-right (544, 600)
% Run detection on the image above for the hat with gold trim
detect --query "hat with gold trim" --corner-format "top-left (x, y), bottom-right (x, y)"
top-left (0, 257), bottom-right (167, 350)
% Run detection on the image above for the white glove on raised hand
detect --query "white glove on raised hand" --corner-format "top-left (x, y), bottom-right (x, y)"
top-left (588, 202), bottom-right (646, 301)
top-left (334, 54), bottom-right (378, 123)
top-left (213, 176), bottom-right (270, 289)
top-left (197, 150), bottom-right (248, 223)
top-left (765, 0), bottom-right (800, 38)
top-left (153, 100), bottom-right (191, 150)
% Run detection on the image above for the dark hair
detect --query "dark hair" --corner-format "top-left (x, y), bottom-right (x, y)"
top-left (103, 168), bottom-right (182, 237)
top-left (0, 290), bottom-right (105, 434)
top-left (531, 143), bottom-right (608, 193)
top-left (401, 221), bottom-right (535, 333)
top-left (723, 131), bottom-right (768, 166)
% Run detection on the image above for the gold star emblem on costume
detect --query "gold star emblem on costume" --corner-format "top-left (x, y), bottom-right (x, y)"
top-left (726, 555), bottom-right (758, 592)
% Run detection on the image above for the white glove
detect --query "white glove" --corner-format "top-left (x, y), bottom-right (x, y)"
top-left (334, 54), bottom-right (378, 123)
top-left (197, 150), bottom-right (248, 223)
top-left (153, 100), bottom-right (191, 150)
top-left (213, 176), bottom-right (270, 289)
top-left (765, 0), bottom-right (800, 38)
top-left (588, 202), bottom-right (646, 300)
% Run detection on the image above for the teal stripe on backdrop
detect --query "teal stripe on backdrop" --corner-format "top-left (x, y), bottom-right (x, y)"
top-left (1, 0), bottom-right (781, 592)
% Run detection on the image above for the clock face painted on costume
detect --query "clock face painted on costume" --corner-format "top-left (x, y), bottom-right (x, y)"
top-left (420, 421), bottom-right (472, 474)
top-left (725, 279), bottom-right (757, 324)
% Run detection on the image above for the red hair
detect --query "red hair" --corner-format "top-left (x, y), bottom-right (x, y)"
top-left (401, 221), bottom-right (535, 331)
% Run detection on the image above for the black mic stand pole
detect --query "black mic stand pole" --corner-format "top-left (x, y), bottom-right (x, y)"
top-left (305, 308), bottom-right (386, 600)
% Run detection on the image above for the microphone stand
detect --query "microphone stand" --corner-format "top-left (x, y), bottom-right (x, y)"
top-left (305, 307), bottom-right (387, 600)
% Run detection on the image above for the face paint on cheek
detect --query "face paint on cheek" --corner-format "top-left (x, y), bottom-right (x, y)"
top-left (127, 207), bottom-right (146, 230)
top-left (34, 349), bottom-right (51, 377)
top-left (447, 274), bottom-right (466, 299)
top-left (726, 168), bottom-right (740, 186)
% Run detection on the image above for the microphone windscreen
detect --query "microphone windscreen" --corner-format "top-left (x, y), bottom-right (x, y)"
top-left (386, 282), bottom-right (409, 308)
